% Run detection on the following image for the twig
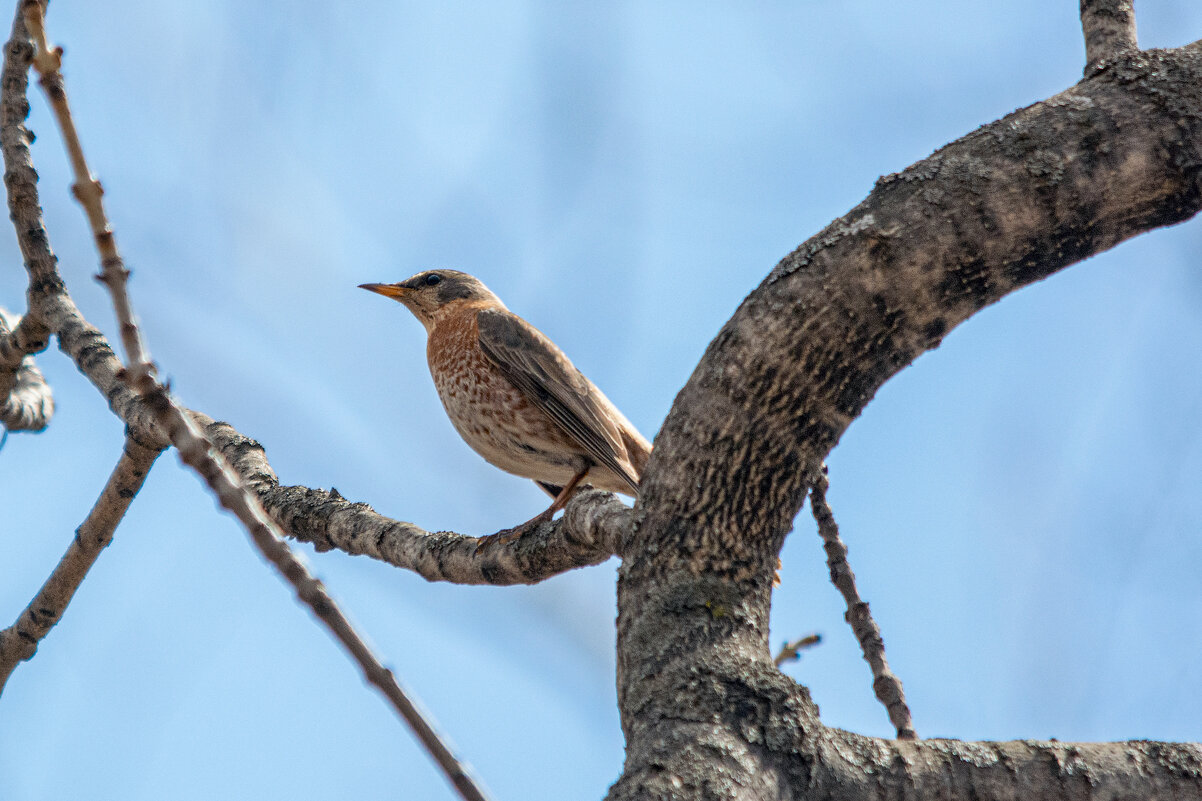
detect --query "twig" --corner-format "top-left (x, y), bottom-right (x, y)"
top-left (0, 307), bottom-right (53, 431)
top-left (21, 0), bottom-right (155, 391)
top-left (21, 4), bottom-right (494, 798)
top-left (1080, 0), bottom-right (1137, 72)
top-left (773, 634), bottom-right (821, 667)
top-left (145, 390), bottom-right (493, 801)
top-left (808, 465), bottom-right (916, 740)
top-left (0, 435), bottom-right (161, 693)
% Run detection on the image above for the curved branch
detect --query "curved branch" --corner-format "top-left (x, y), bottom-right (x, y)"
top-left (613, 38), bottom-right (1202, 800)
top-left (638, 41), bottom-right (1202, 578)
top-left (205, 417), bottom-right (627, 584)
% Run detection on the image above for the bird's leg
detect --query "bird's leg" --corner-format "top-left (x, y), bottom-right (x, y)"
top-left (476, 468), bottom-right (589, 551)
top-left (546, 468), bottom-right (587, 514)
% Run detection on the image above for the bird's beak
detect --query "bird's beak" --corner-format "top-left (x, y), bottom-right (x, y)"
top-left (358, 283), bottom-right (410, 300)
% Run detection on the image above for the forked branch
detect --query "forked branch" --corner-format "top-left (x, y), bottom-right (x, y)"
top-left (16, 4), bottom-right (494, 799)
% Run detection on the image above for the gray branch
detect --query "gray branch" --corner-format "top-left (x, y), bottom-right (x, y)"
top-left (206, 416), bottom-right (627, 583)
top-left (0, 435), bottom-right (160, 692)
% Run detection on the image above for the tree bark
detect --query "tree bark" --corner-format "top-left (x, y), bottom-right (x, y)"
top-left (608, 43), bottom-right (1202, 800)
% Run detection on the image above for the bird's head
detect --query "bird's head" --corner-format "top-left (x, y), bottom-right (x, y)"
top-left (359, 269), bottom-right (502, 331)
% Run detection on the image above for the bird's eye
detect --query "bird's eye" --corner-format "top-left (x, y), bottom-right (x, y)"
top-left (424, 273), bottom-right (442, 287)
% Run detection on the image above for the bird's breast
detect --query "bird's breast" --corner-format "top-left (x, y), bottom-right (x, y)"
top-left (425, 307), bottom-right (583, 481)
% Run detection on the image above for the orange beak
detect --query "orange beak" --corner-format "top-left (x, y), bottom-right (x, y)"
top-left (358, 283), bottom-right (410, 300)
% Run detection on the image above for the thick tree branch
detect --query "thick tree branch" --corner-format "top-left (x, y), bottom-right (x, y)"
top-left (809, 733), bottom-right (1202, 800)
top-left (809, 466), bottom-right (915, 740)
top-left (1080, 0), bottom-right (1137, 71)
top-left (0, 434), bottom-right (160, 693)
top-left (612, 39), bottom-right (1202, 800)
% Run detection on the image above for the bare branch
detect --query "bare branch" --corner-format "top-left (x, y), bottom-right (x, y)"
top-left (0, 307), bottom-right (52, 431)
top-left (0, 434), bottom-right (160, 693)
top-left (18, 7), bottom-right (494, 798)
top-left (809, 466), bottom-right (916, 740)
top-left (1, 6), bottom-right (58, 289)
top-left (207, 416), bottom-right (626, 583)
top-left (1080, 0), bottom-right (1137, 71)
top-left (21, 0), bottom-right (154, 390)
top-left (148, 392), bottom-right (494, 801)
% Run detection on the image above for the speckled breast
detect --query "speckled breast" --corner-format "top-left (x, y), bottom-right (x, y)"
top-left (425, 305), bottom-right (584, 483)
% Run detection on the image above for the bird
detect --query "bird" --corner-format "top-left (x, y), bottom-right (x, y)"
top-left (359, 270), bottom-right (651, 544)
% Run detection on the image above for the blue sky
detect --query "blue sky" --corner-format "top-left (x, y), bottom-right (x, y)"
top-left (3, 1), bottom-right (1201, 799)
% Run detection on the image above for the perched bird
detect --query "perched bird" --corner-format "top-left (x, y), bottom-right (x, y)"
top-left (360, 270), bottom-right (651, 539)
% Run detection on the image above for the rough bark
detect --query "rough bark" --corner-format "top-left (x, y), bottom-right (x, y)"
top-left (608, 43), bottom-right (1202, 800)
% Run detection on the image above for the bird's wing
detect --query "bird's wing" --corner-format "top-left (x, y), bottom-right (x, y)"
top-left (476, 307), bottom-right (641, 493)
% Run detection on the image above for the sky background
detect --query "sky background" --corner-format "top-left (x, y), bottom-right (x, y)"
top-left (3, 1), bottom-right (1202, 799)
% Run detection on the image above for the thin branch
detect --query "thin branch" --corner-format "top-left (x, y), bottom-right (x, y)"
top-left (0, 306), bottom-right (53, 431)
top-left (19, 6), bottom-right (494, 798)
top-left (0, 11), bottom-right (622, 582)
top-left (21, 0), bottom-right (154, 391)
top-left (1080, 0), bottom-right (1137, 71)
top-left (146, 390), bottom-right (494, 801)
top-left (1, 5), bottom-right (622, 584)
top-left (773, 633), bottom-right (821, 667)
top-left (0, 435), bottom-right (160, 693)
top-left (809, 465), bottom-right (916, 740)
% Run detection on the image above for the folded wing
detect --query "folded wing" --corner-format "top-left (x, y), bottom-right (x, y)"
top-left (476, 308), bottom-right (642, 494)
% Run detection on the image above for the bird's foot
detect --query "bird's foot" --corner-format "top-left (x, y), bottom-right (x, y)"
top-left (474, 509), bottom-right (555, 552)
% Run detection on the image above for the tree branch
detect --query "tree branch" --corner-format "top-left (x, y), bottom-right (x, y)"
top-left (13, 6), bottom-right (496, 797)
top-left (810, 734), bottom-right (1202, 800)
top-left (1, 2), bottom-right (624, 585)
top-left (809, 466), bottom-right (915, 740)
top-left (0, 434), bottom-right (160, 693)
top-left (21, 0), bottom-right (154, 389)
top-left (1080, 0), bottom-right (1138, 72)
top-left (143, 389), bottom-right (495, 801)
top-left (207, 416), bottom-right (626, 583)
top-left (613, 38), bottom-right (1202, 799)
